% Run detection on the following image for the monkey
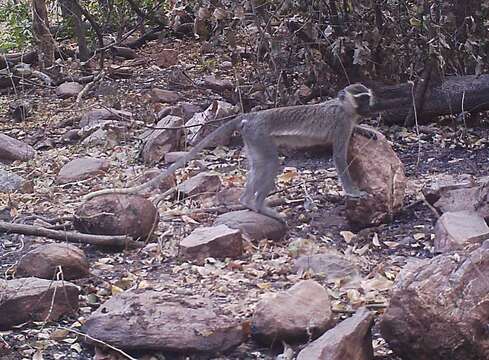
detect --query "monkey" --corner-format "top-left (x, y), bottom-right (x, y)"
top-left (84, 83), bottom-right (377, 223)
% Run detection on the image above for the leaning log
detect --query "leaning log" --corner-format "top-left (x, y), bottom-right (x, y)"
top-left (371, 75), bottom-right (489, 125)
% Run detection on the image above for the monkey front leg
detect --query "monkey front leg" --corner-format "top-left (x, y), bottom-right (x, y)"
top-left (333, 124), bottom-right (366, 198)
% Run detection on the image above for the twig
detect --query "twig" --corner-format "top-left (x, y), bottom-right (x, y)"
top-left (0, 220), bottom-right (143, 248)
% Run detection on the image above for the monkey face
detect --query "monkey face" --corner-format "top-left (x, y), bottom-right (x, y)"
top-left (339, 83), bottom-right (375, 115)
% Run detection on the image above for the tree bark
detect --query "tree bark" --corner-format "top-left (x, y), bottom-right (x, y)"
top-left (371, 74), bottom-right (489, 125)
top-left (31, 0), bottom-right (56, 68)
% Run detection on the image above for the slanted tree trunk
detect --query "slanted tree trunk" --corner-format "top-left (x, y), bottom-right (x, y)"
top-left (31, 0), bottom-right (55, 68)
top-left (60, 0), bottom-right (89, 62)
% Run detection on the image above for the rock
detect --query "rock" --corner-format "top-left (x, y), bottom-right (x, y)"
top-left (0, 168), bottom-right (25, 192)
top-left (424, 175), bottom-right (489, 220)
top-left (108, 65), bottom-right (133, 79)
top-left (177, 172), bottom-right (222, 197)
top-left (185, 100), bottom-right (237, 146)
top-left (165, 151), bottom-right (189, 164)
top-left (61, 129), bottom-right (82, 144)
top-left (141, 115), bottom-right (183, 165)
top-left (252, 280), bottom-right (334, 345)
top-left (346, 130), bottom-right (407, 227)
top-left (56, 157), bottom-right (110, 184)
top-left (0, 133), bottom-right (36, 163)
top-left (154, 48), bottom-right (178, 68)
top-left (112, 46), bottom-right (137, 59)
top-left (294, 253), bottom-right (361, 283)
top-left (214, 210), bottom-right (286, 241)
top-left (56, 82), bottom-right (83, 98)
top-left (215, 187), bottom-right (243, 205)
top-left (422, 173), bottom-right (476, 204)
top-left (221, 61), bottom-right (233, 69)
top-left (130, 168), bottom-right (176, 195)
top-left (434, 210), bottom-right (489, 253)
top-left (9, 100), bottom-right (31, 121)
top-left (74, 194), bottom-right (159, 241)
top-left (380, 240), bottom-right (489, 360)
top-left (83, 290), bottom-right (244, 353)
top-left (180, 224), bottom-right (243, 264)
top-left (150, 88), bottom-right (182, 104)
top-left (79, 108), bottom-right (132, 128)
top-left (16, 243), bottom-right (89, 280)
top-left (0, 277), bottom-right (79, 330)
top-left (297, 308), bottom-right (374, 360)
top-left (81, 126), bottom-right (123, 147)
top-left (203, 75), bottom-right (234, 93)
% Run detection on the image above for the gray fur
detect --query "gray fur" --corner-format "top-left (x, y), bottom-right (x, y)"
top-left (84, 83), bottom-right (376, 223)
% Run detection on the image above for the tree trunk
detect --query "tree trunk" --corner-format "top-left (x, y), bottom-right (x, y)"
top-left (60, 0), bottom-right (89, 62)
top-left (31, 0), bottom-right (55, 68)
top-left (371, 75), bottom-right (489, 125)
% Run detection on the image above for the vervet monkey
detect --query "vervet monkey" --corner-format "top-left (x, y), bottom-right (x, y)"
top-left (85, 83), bottom-right (377, 222)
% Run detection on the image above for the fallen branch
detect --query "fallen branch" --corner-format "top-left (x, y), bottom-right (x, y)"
top-left (0, 220), bottom-right (143, 248)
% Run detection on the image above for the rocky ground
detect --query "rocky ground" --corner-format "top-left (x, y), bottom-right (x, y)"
top-left (1, 35), bottom-right (489, 360)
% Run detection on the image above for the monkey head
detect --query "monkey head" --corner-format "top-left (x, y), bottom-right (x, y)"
top-left (338, 83), bottom-right (375, 115)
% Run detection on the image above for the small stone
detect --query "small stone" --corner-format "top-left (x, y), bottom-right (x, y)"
top-left (203, 75), bottom-right (234, 93)
top-left (0, 277), bottom-right (79, 330)
top-left (0, 168), bottom-right (25, 192)
top-left (141, 115), bottom-right (183, 165)
top-left (154, 48), bottom-right (178, 68)
top-left (56, 82), bottom-right (83, 98)
top-left (16, 243), bottom-right (89, 280)
top-left (177, 172), bottom-right (222, 197)
top-left (0, 133), bottom-right (36, 163)
top-left (434, 210), bottom-right (489, 253)
top-left (297, 308), bottom-right (374, 360)
top-left (165, 151), bottom-right (189, 164)
top-left (180, 224), bottom-right (243, 264)
top-left (214, 210), bottom-right (287, 241)
top-left (252, 280), bottom-right (334, 345)
top-left (150, 88), bottom-right (182, 104)
top-left (56, 157), bottom-right (110, 184)
top-left (294, 253), bottom-right (361, 283)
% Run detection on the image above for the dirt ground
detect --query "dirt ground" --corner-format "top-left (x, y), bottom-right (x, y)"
top-left (1, 37), bottom-right (489, 359)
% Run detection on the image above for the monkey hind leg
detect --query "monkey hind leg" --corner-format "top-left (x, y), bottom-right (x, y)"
top-left (240, 124), bottom-right (283, 222)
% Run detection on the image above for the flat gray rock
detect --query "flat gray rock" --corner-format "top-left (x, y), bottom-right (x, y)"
top-left (214, 210), bottom-right (286, 241)
top-left (83, 290), bottom-right (245, 354)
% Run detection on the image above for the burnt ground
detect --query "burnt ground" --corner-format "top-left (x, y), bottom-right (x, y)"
top-left (1, 36), bottom-right (489, 360)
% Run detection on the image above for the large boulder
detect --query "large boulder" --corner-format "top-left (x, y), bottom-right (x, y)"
top-left (16, 243), bottom-right (89, 280)
top-left (251, 280), bottom-right (334, 345)
top-left (56, 157), bottom-right (110, 184)
top-left (380, 240), bottom-right (489, 360)
top-left (346, 129), bottom-right (406, 227)
top-left (0, 133), bottom-right (35, 163)
top-left (74, 194), bottom-right (159, 241)
top-left (83, 290), bottom-right (245, 354)
top-left (297, 308), bottom-right (374, 360)
top-left (0, 278), bottom-right (79, 330)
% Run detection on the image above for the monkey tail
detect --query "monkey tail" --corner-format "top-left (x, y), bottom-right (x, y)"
top-left (83, 117), bottom-right (241, 201)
